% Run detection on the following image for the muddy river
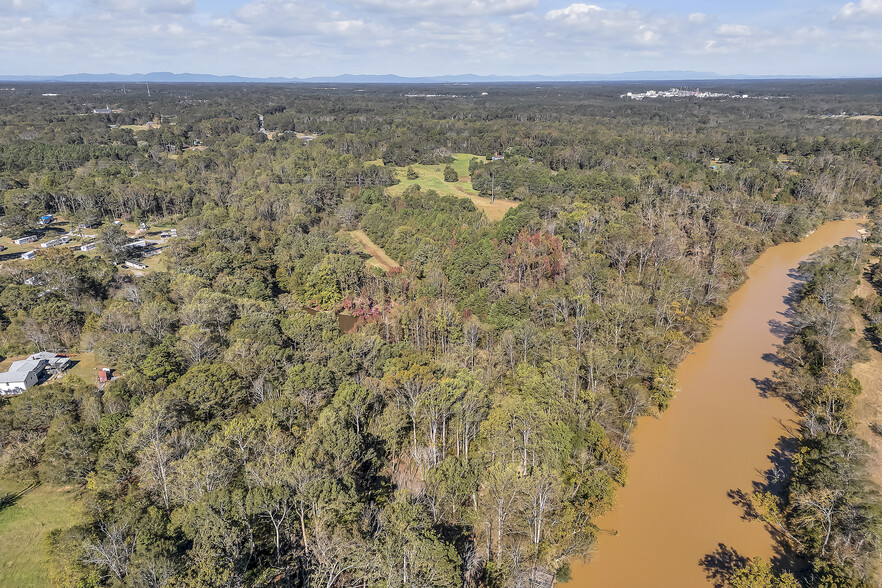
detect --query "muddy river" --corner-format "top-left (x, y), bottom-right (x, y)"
top-left (570, 219), bottom-right (864, 587)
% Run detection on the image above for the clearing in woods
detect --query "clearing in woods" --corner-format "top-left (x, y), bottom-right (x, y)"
top-left (348, 230), bottom-right (401, 272)
top-left (376, 153), bottom-right (519, 222)
top-left (120, 123), bottom-right (161, 131)
top-left (852, 261), bottom-right (882, 488)
top-left (0, 478), bottom-right (84, 587)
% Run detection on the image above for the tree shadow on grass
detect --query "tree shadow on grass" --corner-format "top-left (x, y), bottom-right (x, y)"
top-left (0, 482), bottom-right (38, 515)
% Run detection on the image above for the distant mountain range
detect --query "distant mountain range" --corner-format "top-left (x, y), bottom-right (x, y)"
top-left (0, 71), bottom-right (825, 84)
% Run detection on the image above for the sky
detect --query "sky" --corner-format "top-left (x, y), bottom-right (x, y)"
top-left (1, 0), bottom-right (880, 77)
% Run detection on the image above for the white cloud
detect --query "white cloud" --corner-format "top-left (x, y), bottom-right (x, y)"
top-left (0, 0), bottom-right (43, 11)
top-left (545, 4), bottom-right (699, 51)
top-left (715, 24), bottom-right (753, 37)
top-left (90, 0), bottom-right (196, 14)
top-left (836, 0), bottom-right (882, 19)
top-left (545, 3), bottom-right (604, 22)
top-left (0, 1), bottom-right (878, 79)
top-left (343, 0), bottom-right (537, 17)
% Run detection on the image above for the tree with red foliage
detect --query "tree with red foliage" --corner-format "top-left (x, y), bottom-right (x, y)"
top-left (502, 230), bottom-right (566, 288)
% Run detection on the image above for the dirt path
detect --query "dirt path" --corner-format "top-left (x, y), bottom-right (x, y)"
top-left (851, 261), bottom-right (882, 489)
top-left (452, 184), bottom-right (518, 222)
top-left (347, 230), bottom-right (401, 272)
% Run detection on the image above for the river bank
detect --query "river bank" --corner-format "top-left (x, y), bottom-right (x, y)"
top-left (570, 219), bottom-right (865, 587)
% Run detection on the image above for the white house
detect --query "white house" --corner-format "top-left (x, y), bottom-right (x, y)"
top-left (13, 235), bottom-right (38, 245)
top-left (0, 358), bottom-right (47, 395)
top-left (125, 259), bottom-right (147, 270)
top-left (21, 250), bottom-right (36, 260)
top-left (41, 235), bottom-right (70, 248)
top-left (80, 242), bottom-right (96, 252)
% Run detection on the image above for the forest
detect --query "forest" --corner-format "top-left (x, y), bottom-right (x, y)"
top-left (0, 80), bottom-right (880, 587)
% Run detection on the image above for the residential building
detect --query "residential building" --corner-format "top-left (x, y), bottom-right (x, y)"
top-left (0, 358), bottom-right (47, 394)
top-left (41, 235), bottom-right (71, 248)
top-left (28, 352), bottom-right (71, 373)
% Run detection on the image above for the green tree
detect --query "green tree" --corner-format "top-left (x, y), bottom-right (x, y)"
top-left (443, 165), bottom-right (458, 182)
top-left (98, 222), bottom-right (131, 264)
top-left (730, 557), bottom-right (800, 588)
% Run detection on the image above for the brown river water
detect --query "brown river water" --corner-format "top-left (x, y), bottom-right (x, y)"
top-left (570, 219), bottom-right (864, 588)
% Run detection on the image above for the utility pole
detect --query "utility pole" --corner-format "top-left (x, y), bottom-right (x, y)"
top-left (490, 171), bottom-right (495, 204)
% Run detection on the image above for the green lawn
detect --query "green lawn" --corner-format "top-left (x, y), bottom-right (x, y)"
top-left (382, 153), bottom-right (518, 222)
top-left (386, 152), bottom-right (483, 198)
top-left (0, 478), bottom-right (84, 587)
top-left (65, 352), bottom-right (100, 383)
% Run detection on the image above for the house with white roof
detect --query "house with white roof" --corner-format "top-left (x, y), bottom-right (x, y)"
top-left (0, 358), bottom-right (47, 395)
top-left (28, 352), bottom-right (71, 373)
top-left (0, 352), bottom-right (73, 395)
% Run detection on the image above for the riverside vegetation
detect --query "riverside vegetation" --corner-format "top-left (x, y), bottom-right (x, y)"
top-left (747, 235), bottom-right (882, 587)
top-left (0, 81), bottom-right (880, 587)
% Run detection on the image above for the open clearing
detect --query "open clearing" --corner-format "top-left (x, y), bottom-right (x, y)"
top-left (0, 478), bottom-right (84, 587)
top-left (347, 230), bottom-right (400, 272)
top-left (65, 352), bottom-right (101, 383)
top-left (120, 123), bottom-right (161, 131)
top-left (380, 153), bottom-right (519, 222)
top-left (852, 263), bottom-right (882, 489)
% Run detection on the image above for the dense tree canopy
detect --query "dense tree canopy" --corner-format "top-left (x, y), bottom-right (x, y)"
top-left (0, 80), bottom-right (880, 587)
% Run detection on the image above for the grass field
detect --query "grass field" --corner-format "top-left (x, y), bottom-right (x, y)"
top-left (381, 153), bottom-right (518, 222)
top-left (65, 352), bottom-right (100, 383)
top-left (119, 248), bottom-right (168, 276)
top-left (120, 123), bottom-right (161, 131)
top-left (347, 230), bottom-right (400, 272)
top-left (0, 478), bottom-right (84, 587)
top-left (850, 264), bottom-right (882, 490)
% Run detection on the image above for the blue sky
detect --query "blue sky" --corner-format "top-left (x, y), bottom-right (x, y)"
top-left (1, 0), bottom-right (880, 77)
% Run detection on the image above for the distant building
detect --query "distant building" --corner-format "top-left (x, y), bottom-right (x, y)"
top-left (13, 235), bottom-right (38, 245)
top-left (39, 215), bottom-right (54, 225)
top-left (125, 259), bottom-right (147, 270)
top-left (20, 250), bottom-right (36, 260)
top-left (80, 242), bottom-right (97, 252)
top-left (92, 107), bottom-right (112, 114)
